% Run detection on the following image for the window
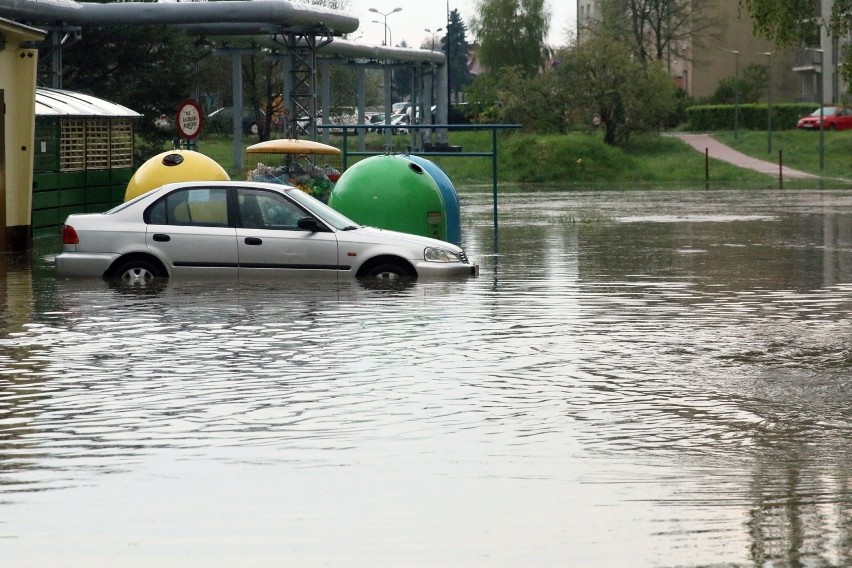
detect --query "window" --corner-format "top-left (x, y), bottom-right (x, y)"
top-left (148, 188), bottom-right (230, 226)
top-left (238, 189), bottom-right (307, 230)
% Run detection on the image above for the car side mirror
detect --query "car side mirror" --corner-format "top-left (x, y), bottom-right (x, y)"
top-left (297, 217), bottom-right (325, 232)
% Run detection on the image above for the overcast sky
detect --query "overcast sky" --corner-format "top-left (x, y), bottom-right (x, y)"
top-left (345, 0), bottom-right (576, 49)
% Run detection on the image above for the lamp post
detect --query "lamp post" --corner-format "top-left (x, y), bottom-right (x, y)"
top-left (369, 7), bottom-right (401, 46)
top-left (425, 27), bottom-right (443, 51)
top-left (446, 0), bottom-right (451, 109)
top-left (371, 20), bottom-right (392, 47)
top-left (813, 48), bottom-right (825, 171)
top-left (763, 51), bottom-right (772, 154)
top-left (727, 49), bottom-right (740, 140)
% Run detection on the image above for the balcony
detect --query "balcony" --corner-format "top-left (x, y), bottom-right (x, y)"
top-left (792, 48), bottom-right (823, 72)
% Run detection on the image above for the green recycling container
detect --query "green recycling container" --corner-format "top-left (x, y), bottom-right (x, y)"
top-left (329, 155), bottom-right (447, 241)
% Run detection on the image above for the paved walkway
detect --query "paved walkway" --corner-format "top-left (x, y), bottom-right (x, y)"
top-left (670, 133), bottom-right (819, 179)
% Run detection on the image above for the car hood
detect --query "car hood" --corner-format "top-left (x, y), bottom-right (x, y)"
top-left (341, 226), bottom-right (462, 252)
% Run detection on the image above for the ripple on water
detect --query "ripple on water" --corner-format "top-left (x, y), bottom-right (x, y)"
top-left (4, 190), bottom-right (852, 566)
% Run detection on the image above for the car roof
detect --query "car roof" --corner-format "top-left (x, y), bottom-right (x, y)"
top-left (157, 180), bottom-right (296, 192)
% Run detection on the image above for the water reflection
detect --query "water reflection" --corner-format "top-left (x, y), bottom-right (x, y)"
top-left (3, 190), bottom-right (852, 566)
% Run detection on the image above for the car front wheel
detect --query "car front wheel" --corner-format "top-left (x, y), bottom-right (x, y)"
top-left (361, 262), bottom-right (414, 280)
top-left (114, 258), bottom-right (165, 285)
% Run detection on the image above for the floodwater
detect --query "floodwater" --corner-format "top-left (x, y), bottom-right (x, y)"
top-left (2, 189), bottom-right (852, 567)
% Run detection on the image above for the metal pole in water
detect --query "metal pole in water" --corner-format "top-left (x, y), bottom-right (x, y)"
top-left (492, 128), bottom-right (499, 235)
top-left (705, 147), bottom-right (709, 189)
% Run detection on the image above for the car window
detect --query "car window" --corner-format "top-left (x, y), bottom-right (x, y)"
top-left (286, 188), bottom-right (359, 230)
top-left (238, 189), bottom-right (307, 230)
top-left (147, 188), bottom-right (229, 227)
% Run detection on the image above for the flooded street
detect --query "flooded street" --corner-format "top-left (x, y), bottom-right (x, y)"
top-left (3, 189), bottom-right (852, 567)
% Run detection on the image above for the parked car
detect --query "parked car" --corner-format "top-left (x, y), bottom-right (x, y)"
top-left (368, 112), bottom-right (387, 132)
top-left (55, 181), bottom-right (478, 284)
top-left (796, 106), bottom-right (852, 130)
top-left (206, 107), bottom-right (265, 135)
top-left (390, 112), bottom-right (410, 134)
top-left (297, 110), bottom-right (360, 135)
top-left (322, 111), bottom-right (360, 135)
top-left (392, 101), bottom-right (411, 115)
top-left (365, 112), bottom-right (409, 134)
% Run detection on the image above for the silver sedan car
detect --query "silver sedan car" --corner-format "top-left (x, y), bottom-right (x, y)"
top-left (55, 181), bottom-right (478, 284)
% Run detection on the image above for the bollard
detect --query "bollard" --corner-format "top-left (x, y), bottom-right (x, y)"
top-left (705, 148), bottom-right (710, 190)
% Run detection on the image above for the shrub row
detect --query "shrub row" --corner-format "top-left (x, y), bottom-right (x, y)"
top-left (685, 103), bottom-right (820, 131)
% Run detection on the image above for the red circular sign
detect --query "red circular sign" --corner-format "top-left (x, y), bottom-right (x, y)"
top-left (176, 99), bottom-right (203, 139)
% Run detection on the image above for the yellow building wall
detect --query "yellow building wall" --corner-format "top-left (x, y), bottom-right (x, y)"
top-left (687, 2), bottom-right (799, 102)
top-left (0, 21), bottom-right (43, 250)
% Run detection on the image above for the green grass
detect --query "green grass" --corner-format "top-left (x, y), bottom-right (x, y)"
top-left (188, 128), bottom-right (852, 191)
top-left (715, 129), bottom-right (852, 183)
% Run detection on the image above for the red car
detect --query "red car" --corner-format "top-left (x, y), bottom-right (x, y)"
top-left (797, 106), bottom-right (852, 130)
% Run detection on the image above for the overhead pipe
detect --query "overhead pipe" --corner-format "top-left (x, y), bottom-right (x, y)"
top-left (0, 0), bottom-right (358, 34)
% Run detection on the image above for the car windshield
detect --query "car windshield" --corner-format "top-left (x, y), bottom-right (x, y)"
top-left (814, 107), bottom-right (839, 116)
top-left (286, 188), bottom-right (360, 230)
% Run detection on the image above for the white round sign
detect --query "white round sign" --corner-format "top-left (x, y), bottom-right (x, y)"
top-left (176, 99), bottom-right (203, 139)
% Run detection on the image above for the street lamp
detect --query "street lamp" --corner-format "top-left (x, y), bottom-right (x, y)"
top-left (446, 0), bottom-right (452, 109)
top-left (727, 49), bottom-right (740, 140)
top-left (371, 20), bottom-right (392, 47)
top-left (425, 27), bottom-right (443, 51)
top-left (763, 51), bottom-right (772, 154)
top-left (812, 48), bottom-right (825, 171)
top-left (369, 7), bottom-right (401, 46)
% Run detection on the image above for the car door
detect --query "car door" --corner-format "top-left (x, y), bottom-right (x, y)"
top-left (145, 187), bottom-right (239, 278)
top-left (839, 108), bottom-right (852, 130)
top-left (235, 188), bottom-right (340, 278)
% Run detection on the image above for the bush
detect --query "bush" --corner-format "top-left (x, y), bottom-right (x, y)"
top-left (684, 103), bottom-right (819, 131)
top-left (499, 133), bottom-right (637, 182)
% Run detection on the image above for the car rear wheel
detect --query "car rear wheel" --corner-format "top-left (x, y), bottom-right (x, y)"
top-left (114, 259), bottom-right (165, 285)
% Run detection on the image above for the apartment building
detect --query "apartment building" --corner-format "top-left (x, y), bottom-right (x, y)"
top-left (576, 0), bottom-right (804, 103)
top-left (792, 0), bottom-right (850, 105)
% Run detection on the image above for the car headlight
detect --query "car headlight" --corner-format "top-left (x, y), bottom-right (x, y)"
top-left (424, 246), bottom-right (461, 263)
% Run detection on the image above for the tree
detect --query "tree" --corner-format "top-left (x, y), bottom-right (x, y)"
top-left (552, 36), bottom-right (677, 145)
top-left (738, 0), bottom-right (823, 47)
top-left (739, 0), bottom-right (849, 84)
top-left (443, 9), bottom-right (475, 102)
top-left (242, 50), bottom-right (284, 140)
top-left (226, 0), bottom-right (355, 140)
top-left (708, 64), bottom-right (768, 104)
top-left (589, 0), bottom-right (721, 66)
top-left (56, 24), bottom-right (198, 161)
top-left (469, 0), bottom-right (550, 77)
top-left (465, 65), bottom-right (574, 133)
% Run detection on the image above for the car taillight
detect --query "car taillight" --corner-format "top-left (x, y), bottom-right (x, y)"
top-left (61, 225), bottom-right (80, 245)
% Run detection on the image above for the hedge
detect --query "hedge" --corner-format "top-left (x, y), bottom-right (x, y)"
top-left (685, 103), bottom-right (820, 131)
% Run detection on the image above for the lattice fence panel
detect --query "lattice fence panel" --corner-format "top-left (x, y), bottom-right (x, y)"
top-left (86, 119), bottom-right (111, 170)
top-left (110, 120), bottom-right (134, 168)
top-left (60, 119), bottom-right (86, 172)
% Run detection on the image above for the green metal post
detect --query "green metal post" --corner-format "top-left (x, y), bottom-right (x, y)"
top-left (492, 127), bottom-right (498, 234)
